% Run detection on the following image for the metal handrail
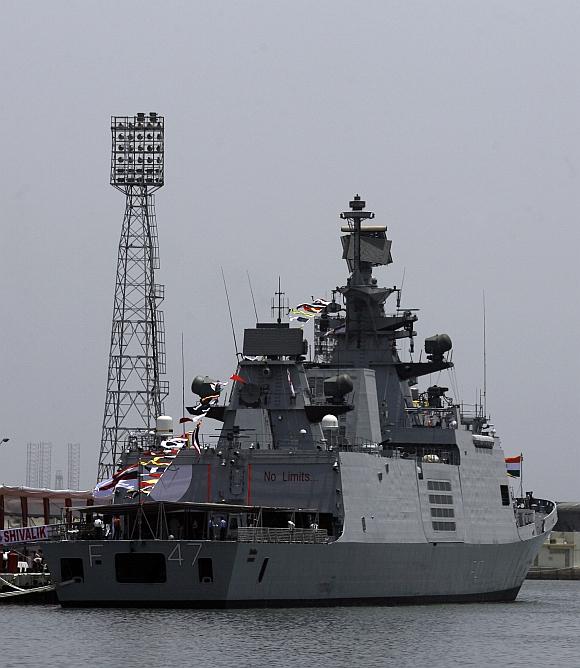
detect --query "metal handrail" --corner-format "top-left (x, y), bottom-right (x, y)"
top-left (237, 527), bottom-right (328, 544)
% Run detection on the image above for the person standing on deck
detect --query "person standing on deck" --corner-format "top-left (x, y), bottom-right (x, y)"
top-left (219, 517), bottom-right (227, 540)
top-left (94, 516), bottom-right (104, 539)
top-left (112, 515), bottom-right (122, 540)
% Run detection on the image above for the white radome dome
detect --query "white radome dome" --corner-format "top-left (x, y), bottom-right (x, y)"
top-left (156, 415), bottom-right (174, 435)
top-left (321, 414), bottom-right (339, 430)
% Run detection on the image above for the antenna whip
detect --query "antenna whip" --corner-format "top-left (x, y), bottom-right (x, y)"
top-left (483, 290), bottom-right (487, 418)
top-left (221, 266), bottom-right (240, 358)
top-left (181, 332), bottom-right (186, 421)
top-left (247, 270), bottom-right (259, 323)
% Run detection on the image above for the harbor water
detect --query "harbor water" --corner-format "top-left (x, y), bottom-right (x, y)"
top-left (3, 580), bottom-right (579, 667)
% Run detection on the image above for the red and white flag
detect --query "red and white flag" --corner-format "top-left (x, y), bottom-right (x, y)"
top-left (505, 455), bottom-right (522, 478)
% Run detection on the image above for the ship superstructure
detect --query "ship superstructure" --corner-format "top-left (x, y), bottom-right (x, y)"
top-left (43, 196), bottom-right (556, 607)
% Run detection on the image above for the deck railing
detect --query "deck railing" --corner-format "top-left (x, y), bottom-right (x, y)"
top-left (237, 527), bottom-right (328, 544)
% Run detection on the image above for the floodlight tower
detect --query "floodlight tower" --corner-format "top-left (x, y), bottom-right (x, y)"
top-left (98, 112), bottom-right (168, 481)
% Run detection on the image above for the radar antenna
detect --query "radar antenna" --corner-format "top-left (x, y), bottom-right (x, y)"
top-left (340, 194), bottom-right (375, 282)
top-left (271, 277), bottom-right (286, 324)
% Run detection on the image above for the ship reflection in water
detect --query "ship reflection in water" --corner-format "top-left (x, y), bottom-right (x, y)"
top-left (2, 581), bottom-right (579, 668)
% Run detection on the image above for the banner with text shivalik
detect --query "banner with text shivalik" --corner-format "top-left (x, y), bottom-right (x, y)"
top-left (1, 525), bottom-right (57, 545)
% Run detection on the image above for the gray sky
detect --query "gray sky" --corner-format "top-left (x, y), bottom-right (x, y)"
top-left (1, 1), bottom-right (579, 499)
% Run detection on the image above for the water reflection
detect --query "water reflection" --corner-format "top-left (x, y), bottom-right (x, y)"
top-left (4, 581), bottom-right (580, 668)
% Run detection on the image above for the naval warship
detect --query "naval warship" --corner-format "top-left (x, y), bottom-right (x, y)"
top-left (43, 196), bottom-right (556, 607)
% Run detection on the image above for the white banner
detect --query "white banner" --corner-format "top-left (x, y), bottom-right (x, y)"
top-left (0, 524), bottom-right (57, 545)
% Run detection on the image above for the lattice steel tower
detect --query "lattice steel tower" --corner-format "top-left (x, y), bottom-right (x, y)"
top-left (98, 112), bottom-right (168, 481)
top-left (26, 442), bottom-right (52, 488)
top-left (67, 443), bottom-right (81, 490)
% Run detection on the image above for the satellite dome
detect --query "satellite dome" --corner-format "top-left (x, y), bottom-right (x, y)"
top-left (156, 415), bottom-right (173, 436)
top-left (321, 414), bottom-right (339, 430)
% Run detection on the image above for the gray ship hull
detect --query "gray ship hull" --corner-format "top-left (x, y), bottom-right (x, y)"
top-left (44, 531), bottom-right (547, 607)
top-left (50, 194), bottom-right (554, 609)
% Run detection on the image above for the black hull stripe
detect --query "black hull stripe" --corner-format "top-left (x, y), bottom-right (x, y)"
top-left (59, 586), bottom-right (521, 609)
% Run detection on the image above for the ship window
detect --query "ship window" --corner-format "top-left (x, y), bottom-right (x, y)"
top-left (429, 494), bottom-right (453, 505)
top-left (60, 558), bottom-right (84, 582)
top-left (115, 553), bottom-right (166, 583)
top-left (432, 521), bottom-right (456, 531)
top-left (427, 480), bottom-right (452, 492)
top-left (431, 507), bottom-right (455, 518)
top-left (258, 558), bottom-right (269, 583)
top-left (500, 485), bottom-right (510, 506)
top-left (198, 558), bottom-right (214, 583)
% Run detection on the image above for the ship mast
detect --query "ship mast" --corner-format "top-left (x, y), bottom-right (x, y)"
top-left (340, 194), bottom-right (375, 285)
top-left (338, 195), bottom-right (393, 348)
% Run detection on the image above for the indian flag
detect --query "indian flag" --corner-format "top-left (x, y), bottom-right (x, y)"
top-left (505, 455), bottom-right (522, 478)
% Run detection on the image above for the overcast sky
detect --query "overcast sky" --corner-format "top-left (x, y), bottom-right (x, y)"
top-left (1, 1), bottom-right (579, 500)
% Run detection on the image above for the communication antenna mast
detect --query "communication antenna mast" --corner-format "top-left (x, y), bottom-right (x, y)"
top-left (26, 442), bottom-right (52, 488)
top-left (483, 290), bottom-right (487, 418)
top-left (67, 443), bottom-right (81, 490)
top-left (271, 277), bottom-right (286, 323)
top-left (98, 112), bottom-right (168, 481)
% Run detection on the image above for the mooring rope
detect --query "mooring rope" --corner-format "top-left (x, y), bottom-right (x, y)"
top-left (0, 574), bottom-right (54, 597)
top-left (0, 575), bottom-right (27, 592)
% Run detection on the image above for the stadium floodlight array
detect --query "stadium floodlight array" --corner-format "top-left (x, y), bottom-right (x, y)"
top-left (110, 112), bottom-right (164, 190)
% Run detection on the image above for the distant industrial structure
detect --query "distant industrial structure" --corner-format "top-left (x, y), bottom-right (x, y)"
top-left (67, 443), bottom-right (81, 490)
top-left (529, 503), bottom-right (580, 579)
top-left (26, 442), bottom-right (52, 488)
top-left (98, 112), bottom-right (168, 481)
top-left (54, 469), bottom-right (64, 489)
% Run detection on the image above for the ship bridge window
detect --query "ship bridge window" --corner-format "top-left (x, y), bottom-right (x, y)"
top-left (427, 480), bottom-right (452, 492)
top-left (431, 507), bottom-right (455, 518)
top-left (432, 521), bottom-right (456, 531)
top-left (429, 494), bottom-right (453, 505)
top-left (115, 553), bottom-right (166, 583)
